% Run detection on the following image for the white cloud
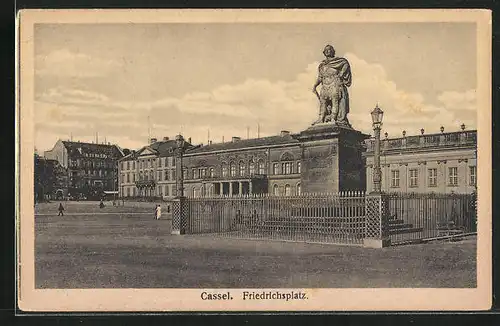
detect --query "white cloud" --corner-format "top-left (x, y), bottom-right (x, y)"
top-left (36, 49), bottom-right (122, 78)
top-left (34, 53), bottom-right (477, 152)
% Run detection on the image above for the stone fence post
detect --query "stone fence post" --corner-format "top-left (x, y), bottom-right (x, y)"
top-left (171, 196), bottom-right (188, 235)
top-left (364, 193), bottom-right (391, 248)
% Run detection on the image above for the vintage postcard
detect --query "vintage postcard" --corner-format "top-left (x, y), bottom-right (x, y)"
top-left (17, 9), bottom-right (492, 312)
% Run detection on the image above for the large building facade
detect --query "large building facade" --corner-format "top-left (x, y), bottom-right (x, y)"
top-left (43, 140), bottom-right (125, 197)
top-left (363, 127), bottom-right (477, 194)
top-left (117, 126), bottom-right (477, 199)
top-left (182, 131), bottom-right (303, 197)
top-left (118, 137), bottom-right (190, 199)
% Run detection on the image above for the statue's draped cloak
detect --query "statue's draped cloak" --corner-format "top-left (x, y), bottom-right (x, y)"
top-left (318, 57), bottom-right (352, 120)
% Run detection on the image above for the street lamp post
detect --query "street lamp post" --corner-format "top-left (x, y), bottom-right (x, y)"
top-left (175, 134), bottom-right (185, 198)
top-left (371, 104), bottom-right (384, 194)
top-left (172, 134), bottom-right (187, 235)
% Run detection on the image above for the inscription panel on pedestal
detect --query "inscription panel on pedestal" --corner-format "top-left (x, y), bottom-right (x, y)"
top-left (301, 144), bottom-right (337, 193)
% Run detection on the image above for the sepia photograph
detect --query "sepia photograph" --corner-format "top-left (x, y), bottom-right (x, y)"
top-left (17, 9), bottom-right (492, 311)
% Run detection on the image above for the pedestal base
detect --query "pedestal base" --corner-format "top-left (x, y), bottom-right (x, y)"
top-left (297, 124), bottom-right (369, 194)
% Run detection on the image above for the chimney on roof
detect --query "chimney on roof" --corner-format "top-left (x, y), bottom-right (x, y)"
top-left (150, 138), bottom-right (157, 144)
top-left (188, 137), bottom-right (192, 144)
top-left (163, 136), bottom-right (169, 141)
top-left (280, 130), bottom-right (290, 137)
top-left (232, 136), bottom-right (241, 143)
top-left (209, 140), bottom-right (212, 145)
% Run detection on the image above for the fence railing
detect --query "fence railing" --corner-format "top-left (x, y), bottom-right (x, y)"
top-left (184, 192), bottom-right (366, 245)
top-left (172, 191), bottom-right (477, 247)
top-left (385, 192), bottom-right (477, 244)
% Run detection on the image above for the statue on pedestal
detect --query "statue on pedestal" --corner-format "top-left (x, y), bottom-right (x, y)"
top-left (312, 44), bottom-right (352, 128)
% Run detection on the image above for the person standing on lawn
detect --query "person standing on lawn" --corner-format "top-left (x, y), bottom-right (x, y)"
top-left (57, 203), bottom-right (65, 216)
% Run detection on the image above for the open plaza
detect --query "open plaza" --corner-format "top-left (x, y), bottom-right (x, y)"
top-left (35, 201), bottom-right (476, 289)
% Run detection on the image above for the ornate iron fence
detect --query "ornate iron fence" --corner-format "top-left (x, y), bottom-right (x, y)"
top-left (184, 192), bottom-right (366, 245)
top-left (385, 192), bottom-right (477, 244)
top-left (172, 191), bottom-right (476, 246)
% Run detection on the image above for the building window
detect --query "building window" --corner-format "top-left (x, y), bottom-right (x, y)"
top-left (172, 169), bottom-right (176, 180)
top-left (249, 162), bottom-right (255, 175)
top-left (273, 184), bottom-right (280, 196)
top-left (428, 168), bottom-right (437, 187)
top-left (139, 171), bottom-right (143, 180)
top-left (127, 161), bottom-right (130, 170)
top-left (127, 173), bottom-right (130, 183)
top-left (448, 167), bottom-right (458, 186)
top-left (150, 170), bottom-right (154, 180)
top-left (121, 162), bottom-right (125, 170)
top-left (469, 166), bottom-right (476, 186)
top-left (200, 168), bottom-right (206, 179)
top-left (297, 162), bottom-right (301, 174)
top-left (258, 160), bottom-right (265, 174)
top-left (192, 187), bottom-right (198, 198)
top-left (127, 188), bottom-right (130, 197)
top-left (391, 170), bottom-right (400, 188)
top-left (282, 162), bottom-right (292, 175)
top-left (230, 163), bottom-right (236, 177)
top-left (192, 169), bottom-right (197, 179)
top-left (284, 184), bottom-right (291, 196)
top-left (209, 168), bottom-right (214, 178)
top-left (165, 170), bottom-right (169, 181)
top-left (296, 183), bottom-right (301, 195)
top-left (273, 163), bottom-right (279, 175)
top-left (132, 161), bottom-right (135, 169)
top-left (239, 161), bottom-right (246, 176)
top-left (165, 185), bottom-right (169, 197)
top-left (183, 169), bottom-right (188, 180)
top-left (409, 169), bottom-right (418, 187)
top-left (132, 174), bottom-right (135, 182)
top-left (222, 163), bottom-right (228, 177)
top-left (158, 171), bottom-right (162, 181)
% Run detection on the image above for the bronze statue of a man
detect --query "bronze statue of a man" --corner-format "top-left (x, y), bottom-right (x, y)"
top-left (312, 44), bottom-right (352, 127)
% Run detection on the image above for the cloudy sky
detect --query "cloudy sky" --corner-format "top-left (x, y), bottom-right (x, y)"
top-left (34, 22), bottom-right (477, 152)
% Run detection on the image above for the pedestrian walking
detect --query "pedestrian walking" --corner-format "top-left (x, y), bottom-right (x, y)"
top-left (155, 204), bottom-right (162, 220)
top-left (57, 203), bottom-right (65, 216)
top-left (99, 199), bottom-right (105, 209)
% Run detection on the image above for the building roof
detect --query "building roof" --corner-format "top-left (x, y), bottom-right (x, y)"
top-left (121, 139), bottom-right (190, 160)
top-left (61, 141), bottom-right (124, 158)
top-left (185, 134), bottom-right (299, 155)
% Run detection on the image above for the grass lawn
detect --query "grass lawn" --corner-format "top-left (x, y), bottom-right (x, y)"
top-left (35, 202), bottom-right (476, 289)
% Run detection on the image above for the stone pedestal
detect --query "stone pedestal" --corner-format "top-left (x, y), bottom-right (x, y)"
top-left (296, 123), bottom-right (369, 194)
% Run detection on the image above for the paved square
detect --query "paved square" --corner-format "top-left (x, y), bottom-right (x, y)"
top-left (35, 202), bottom-right (477, 288)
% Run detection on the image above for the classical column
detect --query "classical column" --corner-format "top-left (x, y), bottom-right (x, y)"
top-left (249, 181), bottom-right (253, 194)
top-left (229, 182), bottom-right (233, 196)
top-left (238, 182), bottom-right (243, 195)
top-left (220, 182), bottom-right (223, 195)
